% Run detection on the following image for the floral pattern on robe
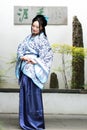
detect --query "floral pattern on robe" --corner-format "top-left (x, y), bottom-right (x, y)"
top-left (15, 33), bottom-right (53, 89)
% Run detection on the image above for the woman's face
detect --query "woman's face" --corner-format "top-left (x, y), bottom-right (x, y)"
top-left (31, 21), bottom-right (42, 35)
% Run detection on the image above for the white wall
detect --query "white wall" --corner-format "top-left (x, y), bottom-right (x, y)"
top-left (0, 0), bottom-right (87, 89)
top-left (0, 1), bottom-right (87, 115)
top-left (0, 0), bottom-right (87, 47)
top-left (0, 92), bottom-right (87, 115)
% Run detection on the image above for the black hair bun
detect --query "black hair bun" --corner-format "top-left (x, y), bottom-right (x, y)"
top-left (33, 14), bottom-right (47, 27)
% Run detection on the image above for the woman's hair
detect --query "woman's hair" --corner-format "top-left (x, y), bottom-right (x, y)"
top-left (32, 14), bottom-right (47, 36)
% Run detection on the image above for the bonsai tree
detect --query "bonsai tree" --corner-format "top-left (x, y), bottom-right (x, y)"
top-left (52, 43), bottom-right (72, 89)
top-left (52, 43), bottom-right (87, 89)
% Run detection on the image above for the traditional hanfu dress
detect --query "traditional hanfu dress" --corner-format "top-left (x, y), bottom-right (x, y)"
top-left (15, 32), bottom-right (53, 130)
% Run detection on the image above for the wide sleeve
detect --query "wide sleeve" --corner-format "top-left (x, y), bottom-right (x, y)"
top-left (17, 36), bottom-right (29, 60)
top-left (15, 35), bottom-right (30, 79)
top-left (34, 36), bottom-right (53, 83)
top-left (37, 37), bottom-right (53, 72)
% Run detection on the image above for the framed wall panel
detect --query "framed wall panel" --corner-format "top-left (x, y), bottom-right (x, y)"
top-left (14, 6), bottom-right (67, 25)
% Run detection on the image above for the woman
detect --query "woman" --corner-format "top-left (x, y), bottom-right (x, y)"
top-left (15, 14), bottom-right (53, 130)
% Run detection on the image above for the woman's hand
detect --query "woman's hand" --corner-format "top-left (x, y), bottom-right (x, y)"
top-left (27, 59), bottom-right (36, 64)
top-left (20, 56), bottom-right (28, 61)
top-left (20, 56), bottom-right (36, 64)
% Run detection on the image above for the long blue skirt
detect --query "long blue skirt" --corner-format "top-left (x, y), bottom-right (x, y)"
top-left (19, 72), bottom-right (45, 130)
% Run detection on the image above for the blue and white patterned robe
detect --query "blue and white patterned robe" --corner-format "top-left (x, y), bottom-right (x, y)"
top-left (15, 32), bottom-right (53, 89)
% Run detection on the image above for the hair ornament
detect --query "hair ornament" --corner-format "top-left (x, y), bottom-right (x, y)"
top-left (44, 16), bottom-right (49, 22)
